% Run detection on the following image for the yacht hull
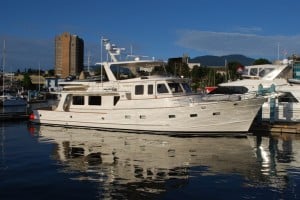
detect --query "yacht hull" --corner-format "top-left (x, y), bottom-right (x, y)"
top-left (30, 97), bottom-right (264, 134)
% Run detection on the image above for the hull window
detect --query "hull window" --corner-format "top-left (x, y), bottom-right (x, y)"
top-left (190, 114), bottom-right (197, 117)
top-left (168, 115), bottom-right (176, 118)
top-left (213, 112), bottom-right (221, 116)
top-left (139, 115), bottom-right (146, 119)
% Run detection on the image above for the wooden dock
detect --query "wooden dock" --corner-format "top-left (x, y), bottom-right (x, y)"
top-left (250, 122), bottom-right (300, 135)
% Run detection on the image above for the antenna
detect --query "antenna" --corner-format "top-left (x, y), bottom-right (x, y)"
top-left (38, 62), bottom-right (41, 92)
top-left (2, 40), bottom-right (5, 94)
top-left (87, 50), bottom-right (91, 73)
top-left (2, 40), bottom-right (5, 70)
top-left (277, 42), bottom-right (280, 60)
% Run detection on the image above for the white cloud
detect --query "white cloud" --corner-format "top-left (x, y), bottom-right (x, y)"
top-left (233, 26), bottom-right (263, 34)
top-left (176, 30), bottom-right (300, 59)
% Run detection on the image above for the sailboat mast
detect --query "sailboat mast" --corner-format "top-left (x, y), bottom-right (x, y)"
top-left (2, 40), bottom-right (5, 93)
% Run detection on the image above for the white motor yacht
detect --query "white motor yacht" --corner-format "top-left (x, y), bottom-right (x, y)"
top-left (29, 38), bottom-right (265, 134)
top-left (212, 59), bottom-right (300, 123)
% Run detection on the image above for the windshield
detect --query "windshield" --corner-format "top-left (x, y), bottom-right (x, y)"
top-left (110, 62), bottom-right (166, 80)
top-left (209, 86), bottom-right (248, 94)
top-left (243, 67), bottom-right (275, 78)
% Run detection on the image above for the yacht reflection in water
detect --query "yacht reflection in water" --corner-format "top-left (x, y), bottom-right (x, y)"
top-left (32, 125), bottom-right (300, 198)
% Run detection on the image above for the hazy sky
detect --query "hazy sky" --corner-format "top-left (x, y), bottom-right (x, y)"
top-left (1, 0), bottom-right (300, 71)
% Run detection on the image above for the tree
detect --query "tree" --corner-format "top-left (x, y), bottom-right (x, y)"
top-left (47, 69), bottom-right (55, 76)
top-left (227, 61), bottom-right (243, 81)
top-left (253, 58), bottom-right (271, 65)
top-left (22, 73), bottom-right (34, 90)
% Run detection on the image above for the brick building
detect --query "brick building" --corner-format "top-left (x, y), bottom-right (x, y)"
top-left (55, 32), bottom-right (84, 78)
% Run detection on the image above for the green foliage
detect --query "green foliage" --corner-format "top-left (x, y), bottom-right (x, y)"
top-left (227, 61), bottom-right (243, 81)
top-left (47, 69), bottom-right (55, 76)
top-left (253, 58), bottom-right (271, 65)
top-left (165, 62), bottom-right (190, 78)
top-left (22, 73), bottom-right (34, 90)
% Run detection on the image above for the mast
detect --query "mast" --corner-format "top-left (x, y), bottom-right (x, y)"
top-left (38, 62), bottom-right (41, 92)
top-left (2, 40), bottom-right (5, 93)
top-left (87, 50), bottom-right (91, 73)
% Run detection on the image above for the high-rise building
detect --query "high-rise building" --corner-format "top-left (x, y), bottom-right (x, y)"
top-left (55, 32), bottom-right (84, 78)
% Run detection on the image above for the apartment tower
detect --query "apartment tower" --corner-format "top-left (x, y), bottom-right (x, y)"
top-left (55, 32), bottom-right (84, 78)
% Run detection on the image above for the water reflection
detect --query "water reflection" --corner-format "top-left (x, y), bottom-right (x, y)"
top-left (31, 125), bottom-right (300, 199)
top-left (249, 133), bottom-right (300, 190)
top-left (0, 105), bottom-right (27, 113)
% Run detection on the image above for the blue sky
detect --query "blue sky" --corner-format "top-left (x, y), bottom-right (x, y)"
top-left (1, 0), bottom-right (300, 71)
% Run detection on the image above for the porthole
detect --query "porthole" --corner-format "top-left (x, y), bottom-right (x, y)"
top-left (190, 114), bottom-right (197, 117)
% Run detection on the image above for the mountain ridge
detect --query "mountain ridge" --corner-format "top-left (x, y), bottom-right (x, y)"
top-left (189, 54), bottom-right (255, 66)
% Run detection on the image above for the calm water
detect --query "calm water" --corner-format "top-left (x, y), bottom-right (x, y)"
top-left (1, 121), bottom-right (300, 200)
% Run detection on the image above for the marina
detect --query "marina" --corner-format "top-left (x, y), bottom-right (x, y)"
top-left (2, 1), bottom-right (300, 199)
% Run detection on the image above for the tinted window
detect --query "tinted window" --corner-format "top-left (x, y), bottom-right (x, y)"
top-left (89, 96), bottom-right (102, 105)
top-left (73, 96), bottom-right (84, 105)
top-left (168, 82), bottom-right (183, 93)
top-left (148, 85), bottom-right (153, 95)
top-left (135, 85), bottom-right (144, 95)
top-left (157, 84), bottom-right (169, 93)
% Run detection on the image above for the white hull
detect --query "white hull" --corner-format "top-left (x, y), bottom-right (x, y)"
top-left (31, 97), bottom-right (264, 134)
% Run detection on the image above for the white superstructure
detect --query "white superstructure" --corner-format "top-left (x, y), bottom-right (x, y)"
top-left (29, 38), bottom-right (264, 134)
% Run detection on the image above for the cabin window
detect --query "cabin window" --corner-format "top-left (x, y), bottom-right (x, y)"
top-left (168, 82), bottom-right (183, 93)
top-left (72, 96), bottom-right (84, 105)
top-left (148, 85), bottom-right (153, 95)
top-left (157, 84), bottom-right (169, 94)
top-left (209, 86), bottom-right (248, 94)
top-left (135, 85), bottom-right (144, 95)
top-left (89, 96), bottom-right (102, 106)
top-left (250, 68), bottom-right (258, 76)
top-left (114, 96), bottom-right (120, 106)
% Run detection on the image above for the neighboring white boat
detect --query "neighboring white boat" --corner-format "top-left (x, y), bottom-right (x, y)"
top-left (29, 38), bottom-right (265, 134)
top-left (212, 59), bottom-right (300, 123)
